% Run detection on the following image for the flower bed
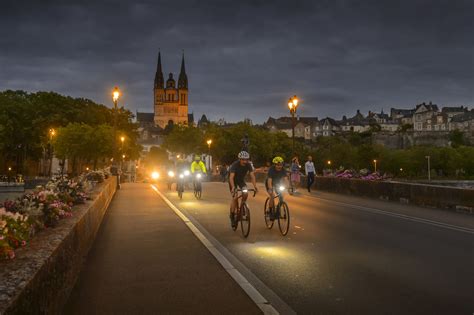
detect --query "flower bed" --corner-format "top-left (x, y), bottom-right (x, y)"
top-left (0, 170), bottom-right (109, 260)
top-left (325, 168), bottom-right (390, 181)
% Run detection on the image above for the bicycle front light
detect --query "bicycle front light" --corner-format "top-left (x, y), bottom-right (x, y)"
top-left (179, 174), bottom-right (184, 179)
top-left (184, 170), bottom-right (190, 176)
top-left (168, 171), bottom-right (175, 178)
top-left (196, 173), bottom-right (202, 179)
top-left (151, 172), bottom-right (160, 180)
top-left (242, 189), bottom-right (248, 193)
top-left (279, 186), bottom-right (285, 191)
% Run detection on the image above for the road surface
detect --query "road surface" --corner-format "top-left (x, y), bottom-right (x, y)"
top-left (159, 181), bottom-right (474, 314)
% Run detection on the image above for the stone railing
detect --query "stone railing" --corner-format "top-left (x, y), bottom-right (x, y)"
top-left (0, 177), bottom-right (117, 314)
top-left (314, 176), bottom-right (474, 212)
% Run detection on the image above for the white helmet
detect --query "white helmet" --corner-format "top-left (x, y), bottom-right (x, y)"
top-left (238, 151), bottom-right (250, 159)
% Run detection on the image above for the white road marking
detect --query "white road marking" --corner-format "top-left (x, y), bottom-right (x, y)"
top-left (315, 196), bottom-right (474, 235)
top-left (151, 185), bottom-right (281, 315)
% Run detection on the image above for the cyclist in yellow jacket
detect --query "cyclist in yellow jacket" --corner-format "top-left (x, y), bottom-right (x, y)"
top-left (191, 155), bottom-right (207, 174)
top-left (191, 155), bottom-right (207, 193)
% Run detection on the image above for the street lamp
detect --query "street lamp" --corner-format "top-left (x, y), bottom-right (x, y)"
top-left (112, 86), bottom-right (121, 189)
top-left (373, 159), bottom-right (377, 173)
top-left (120, 136), bottom-right (125, 152)
top-left (207, 139), bottom-right (212, 153)
top-left (287, 95), bottom-right (299, 156)
top-left (425, 155), bottom-right (431, 181)
top-left (49, 128), bottom-right (56, 177)
top-left (112, 86), bottom-right (120, 163)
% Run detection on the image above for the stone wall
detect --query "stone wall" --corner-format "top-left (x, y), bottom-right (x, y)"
top-left (0, 177), bottom-right (117, 314)
top-left (314, 176), bottom-right (474, 211)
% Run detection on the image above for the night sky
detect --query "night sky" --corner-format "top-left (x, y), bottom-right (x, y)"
top-left (1, 0), bottom-right (473, 123)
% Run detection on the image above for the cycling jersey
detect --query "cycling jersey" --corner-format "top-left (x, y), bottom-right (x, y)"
top-left (191, 161), bottom-right (207, 173)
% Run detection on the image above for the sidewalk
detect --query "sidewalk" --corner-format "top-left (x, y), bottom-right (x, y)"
top-left (65, 183), bottom-right (261, 314)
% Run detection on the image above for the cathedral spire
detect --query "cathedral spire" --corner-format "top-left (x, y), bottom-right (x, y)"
top-left (154, 51), bottom-right (164, 89)
top-left (178, 51), bottom-right (188, 89)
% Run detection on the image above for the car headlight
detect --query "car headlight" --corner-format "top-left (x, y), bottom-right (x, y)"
top-left (184, 170), bottom-right (190, 176)
top-left (279, 186), bottom-right (285, 191)
top-left (151, 172), bottom-right (159, 180)
top-left (196, 173), bottom-right (202, 179)
top-left (168, 171), bottom-right (175, 177)
top-left (179, 174), bottom-right (184, 179)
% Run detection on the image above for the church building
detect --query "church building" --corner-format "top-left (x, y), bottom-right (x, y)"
top-left (153, 52), bottom-right (189, 128)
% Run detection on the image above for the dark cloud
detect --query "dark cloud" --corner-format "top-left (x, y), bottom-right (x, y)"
top-left (1, 0), bottom-right (473, 123)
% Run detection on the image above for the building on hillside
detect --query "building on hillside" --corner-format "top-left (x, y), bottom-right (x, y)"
top-left (449, 110), bottom-right (474, 134)
top-left (314, 117), bottom-right (341, 137)
top-left (413, 102), bottom-right (439, 131)
top-left (390, 108), bottom-right (415, 125)
top-left (339, 110), bottom-right (370, 133)
top-left (153, 51), bottom-right (189, 129)
top-left (441, 106), bottom-right (468, 120)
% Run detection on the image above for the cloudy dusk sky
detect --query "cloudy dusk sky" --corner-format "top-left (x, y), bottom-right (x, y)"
top-left (1, 0), bottom-right (473, 123)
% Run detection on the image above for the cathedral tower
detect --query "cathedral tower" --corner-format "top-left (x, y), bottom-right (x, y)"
top-left (154, 51), bottom-right (189, 128)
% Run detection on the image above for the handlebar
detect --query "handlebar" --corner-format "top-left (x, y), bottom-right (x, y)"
top-left (235, 188), bottom-right (257, 197)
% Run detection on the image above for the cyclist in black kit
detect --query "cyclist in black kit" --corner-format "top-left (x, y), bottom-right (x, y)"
top-left (228, 151), bottom-right (258, 228)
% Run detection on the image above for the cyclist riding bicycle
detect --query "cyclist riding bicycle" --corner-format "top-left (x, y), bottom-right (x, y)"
top-left (191, 155), bottom-right (207, 175)
top-left (266, 156), bottom-right (289, 219)
top-left (191, 155), bottom-right (207, 185)
top-left (229, 151), bottom-right (258, 228)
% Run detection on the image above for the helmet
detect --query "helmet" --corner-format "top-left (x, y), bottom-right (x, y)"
top-left (238, 151), bottom-right (250, 159)
top-left (194, 155), bottom-right (201, 161)
top-left (272, 156), bottom-right (284, 164)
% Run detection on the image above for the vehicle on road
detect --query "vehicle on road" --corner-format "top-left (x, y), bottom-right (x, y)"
top-left (230, 188), bottom-right (256, 238)
top-left (264, 185), bottom-right (290, 235)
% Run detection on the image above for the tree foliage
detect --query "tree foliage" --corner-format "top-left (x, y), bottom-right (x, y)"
top-left (0, 90), bottom-right (141, 174)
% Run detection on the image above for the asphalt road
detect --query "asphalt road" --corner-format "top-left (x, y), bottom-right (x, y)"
top-left (159, 181), bottom-right (474, 315)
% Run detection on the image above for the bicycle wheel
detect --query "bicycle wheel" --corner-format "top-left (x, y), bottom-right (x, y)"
top-left (240, 203), bottom-right (251, 238)
top-left (231, 205), bottom-right (238, 231)
top-left (194, 182), bottom-right (202, 199)
top-left (278, 202), bottom-right (290, 236)
top-left (178, 183), bottom-right (183, 199)
top-left (264, 197), bottom-right (274, 229)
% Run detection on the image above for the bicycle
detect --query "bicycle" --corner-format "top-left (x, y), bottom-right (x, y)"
top-left (230, 188), bottom-right (256, 238)
top-left (177, 170), bottom-right (190, 200)
top-left (264, 185), bottom-right (290, 236)
top-left (193, 172), bottom-right (203, 200)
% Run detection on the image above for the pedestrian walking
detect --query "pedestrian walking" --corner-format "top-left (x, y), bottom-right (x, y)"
top-left (305, 155), bottom-right (315, 192)
top-left (290, 156), bottom-right (301, 192)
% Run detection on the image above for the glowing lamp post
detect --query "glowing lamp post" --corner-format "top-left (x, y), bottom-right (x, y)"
top-left (288, 95), bottom-right (299, 156)
top-left (49, 128), bottom-right (56, 177)
top-left (373, 159), bottom-right (377, 173)
top-left (112, 87), bottom-right (120, 163)
top-left (112, 86), bottom-right (121, 189)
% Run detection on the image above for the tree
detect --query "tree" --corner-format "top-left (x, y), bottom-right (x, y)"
top-left (449, 130), bottom-right (465, 148)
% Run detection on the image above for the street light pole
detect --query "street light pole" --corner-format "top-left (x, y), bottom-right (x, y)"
top-left (373, 159), bottom-right (377, 173)
top-left (112, 87), bottom-right (121, 189)
top-left (49, 128), bottom-right (56, 177)
top-left (288, 95), bottom-right (299, 156)
top-left (425, 155), bottom-right (431, 181)
top-left (112, 87), bottom-right (120, 164)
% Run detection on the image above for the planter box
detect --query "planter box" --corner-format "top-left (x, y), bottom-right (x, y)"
top-left (0, 177), bottom-right (117, 314)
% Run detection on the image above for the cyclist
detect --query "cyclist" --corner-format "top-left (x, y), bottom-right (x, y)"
top-left (191, 155), bottom-right (207, 188)
top-left (229, 151), bottom-right (258, 228)
top-left (191, 155), bottom-right (207, 175)
top-left (266, 156), bottom-right (289, 219)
